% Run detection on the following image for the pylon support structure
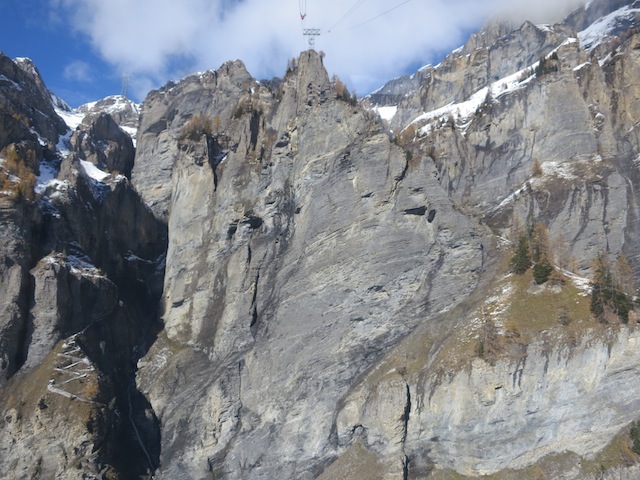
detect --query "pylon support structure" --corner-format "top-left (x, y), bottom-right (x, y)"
top-left (303, 28), bottom-right (321, 49)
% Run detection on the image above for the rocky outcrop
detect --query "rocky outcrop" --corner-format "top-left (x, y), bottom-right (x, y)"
top-left (132, 60), bottom-right (256, 220)
top-left (372, 19), bottom-right (575, 132)
top-left (0, 54), bottom-right (66, 152)
top-left (6, 1), bottom-right (640, 479)
top-left (70, 112), bottom-right (136, 177)
top-left (377, 0), bottom-right (640, 277)
top-left (0, 198), bottom-right (41, 385)
top-left (0, 53), bottom-right (166, 478)
top-left (0, 334), bottom-right (116, 479)
top-left (77, 95), bottom-right (140, 131)
top-left (135, 50), bottom-right (486, 479)
top-left (415, 328), bottom-right (640, 475)
top-left (333, 324), bottom-right (640, 477)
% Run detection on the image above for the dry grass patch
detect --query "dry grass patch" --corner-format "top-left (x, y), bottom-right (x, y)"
top-left (317, 439), bottom-right (387, 480)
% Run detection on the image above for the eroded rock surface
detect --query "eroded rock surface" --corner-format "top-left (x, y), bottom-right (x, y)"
top-left (135, 50), bottom-right (486, 479)
top-left (5, 1), bottom-right (640, 479)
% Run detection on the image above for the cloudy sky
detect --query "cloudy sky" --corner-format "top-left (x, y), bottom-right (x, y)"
top-left (1, 0), bottom-right (585, 106)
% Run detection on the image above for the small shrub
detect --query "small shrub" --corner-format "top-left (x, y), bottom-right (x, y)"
top-left (533, 258), bottom-right (553, 285)
top-left (1, 144), bottom-right (35, 200)
top-left (535, 54), bottom-right (559, 77)
top-left (213, 115), bottom-right (222, 134)
top-left (557, 307), bottom-right (571, 326)
top-left (631, 421), bottom-right (640, 455)
top-left (179, 114), bottom-right (214, 141)
top-left (531, 158), bottom-right (543, 177)
top-left (397, 124), bottom-right (417, 146)
top-left (446, 113), bottom-right (455, 130)
top-left (0, 169), bottom-right (10, 192)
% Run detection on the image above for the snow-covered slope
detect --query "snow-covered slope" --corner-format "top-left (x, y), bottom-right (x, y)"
top-left (578, 2), bottom-right (640, 50)
top-left (371, 0), bottom-right (640, 134)
top-left (54, 94), bottom-right (140, 149)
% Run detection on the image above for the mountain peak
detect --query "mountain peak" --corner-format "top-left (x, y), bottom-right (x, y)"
top-left (5, 2), bottom-right (640, 479)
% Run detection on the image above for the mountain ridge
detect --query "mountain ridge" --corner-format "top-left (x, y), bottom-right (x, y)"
top-left (2, 0), bottom-right (640, 478)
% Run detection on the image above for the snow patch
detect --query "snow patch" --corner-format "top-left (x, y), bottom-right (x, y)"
top-left (35, 162), bottom-right (59, 194)
top-left (56, 107), bottom-right (85, 131)
top-left (573, 61), bottom-right (591, 72)
top-left (56, 128), bottom-right (73, 158)
top-left (539, 161), bottom-right (576, 180)
top-left (45, 248), bottom-right (104, 278)
top-left (50, 93), bottom-right (72, 112)
top-left (412, 63), bottom-right (537, 135)
top-left (560, 268), bottom-right (592, 296)
top-left (375, 105), bottom-right (398, 122)
top-left (79, 160), bottom-right (110, 182)
top-left (120, 125), bottom-right (138, 147)
top-left (489, 183), bottom-right (529, 214)
top-left (0, 74), bottom-right (22, 91)
top-left (578, 5), bottom-right (640, 51)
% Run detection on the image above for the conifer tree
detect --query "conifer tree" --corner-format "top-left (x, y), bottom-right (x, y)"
top-left (591, 255), bottom-right (632, 323)
top-left (510, 235), bottom-right (531, 274)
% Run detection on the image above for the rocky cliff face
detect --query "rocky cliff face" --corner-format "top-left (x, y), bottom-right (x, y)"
top-left (133, 50), bottom-right (485, 479)
top-left (0, 50), bottom-right (166, 478)
top-left (374, 0), bottom-right (640, 275)
top-left (4, 0), bottom-right (640, 479)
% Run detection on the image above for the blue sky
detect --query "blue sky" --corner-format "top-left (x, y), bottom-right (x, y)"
top-left (0, 0), bottom-right (121, 105)
top-left (0, 0), bottom-right (583, 107)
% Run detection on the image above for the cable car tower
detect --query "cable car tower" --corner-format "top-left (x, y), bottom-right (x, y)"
top-left (299, 0), bottom-right (320, 49)
top-left (303, 28), bottom-right (321, 49)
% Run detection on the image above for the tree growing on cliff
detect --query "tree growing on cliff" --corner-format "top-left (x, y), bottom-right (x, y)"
top-left (590, 255), bottom-right (632, 323)
top-left (0, 144), bottom-right (35, 200)
top-left (529, 223), bottom-right (554, 284)
top-left (332, 76), bottom-right (357, 106)
top-left (535, 52), bottom-right (559, 77)
top-left (510, 235), bottom-right (532, 274)
top-left (615, 253), bottom-right (635, 296)
top-left (533, 258), bottom-right (553, 285)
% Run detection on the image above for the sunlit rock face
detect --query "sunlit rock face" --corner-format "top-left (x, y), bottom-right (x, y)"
top-left (135, 50), bottom-right (485, 479)
top-left (5, 1), bottom-right (640, 478)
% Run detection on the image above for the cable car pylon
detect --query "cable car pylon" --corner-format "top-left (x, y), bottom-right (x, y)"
top-left (303, 28), bottom-right (321, 49)
top-left (299, 0), bottom-right (320, 49)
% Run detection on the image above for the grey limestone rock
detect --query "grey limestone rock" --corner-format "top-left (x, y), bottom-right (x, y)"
top-left (132, 59), bottom-right (257, 220)
top-left (135, 49), bottom-right (486, 479)
top-left (0, 54), bottom-right (166, 477)
top-left (7, 1), bottom-right (640, 479)
top-left (70, 112), bottom-right (136, 177)
top-left (77, 95), bottom-right (140, 131)
top-left (0, 54), bottom-right (66, 151)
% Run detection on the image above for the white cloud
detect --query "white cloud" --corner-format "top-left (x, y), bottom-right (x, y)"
top-left (50, 0), bottom-right (587, 100)
top-left (63, 60), bottom-right (93, 82)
